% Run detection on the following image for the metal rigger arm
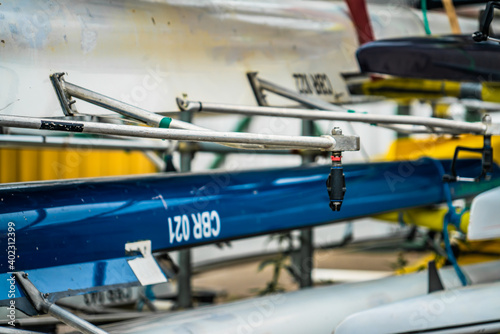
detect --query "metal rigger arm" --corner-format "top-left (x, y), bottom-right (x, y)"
top-left (13, 273), bottom-right (108, 334)
top-left (0, 73), bottom-right (361, 212)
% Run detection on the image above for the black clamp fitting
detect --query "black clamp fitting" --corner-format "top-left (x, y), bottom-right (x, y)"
top-left (443, 134), bottom-right (493, 182)
top-left (473, 2), bottom-right (500, 43)
top-left (326, 127), bottom-right (347, 211)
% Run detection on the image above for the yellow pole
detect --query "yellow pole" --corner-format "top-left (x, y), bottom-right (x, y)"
top-left (441, 0), bottom-right (461, 34)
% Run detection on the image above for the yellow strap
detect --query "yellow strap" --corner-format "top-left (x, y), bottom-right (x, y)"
top-left (442, 0), bottom-right (461, 34)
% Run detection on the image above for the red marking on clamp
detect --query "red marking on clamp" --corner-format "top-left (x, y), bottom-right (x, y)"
top-left (331, 156), bottom-right (342, 161)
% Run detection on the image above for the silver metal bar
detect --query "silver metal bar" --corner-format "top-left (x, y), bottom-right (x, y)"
top-left (487, 36), bottom-right (500, 43)
top-left (14, 272), bottom-right (108, 334)
top-left (178, 110), bottom-right (193, 309)
top-left (0, 115), bottom-right (354, 151)
top-left (376, 124), bottom-right (464, 135)
top-left (0, 134), bottom-right (172, 151)
top-left (63, 81), bottom-right (204, 131)
top-left (61, 77), bottom-right (275, 150)
top-left (455, 98), bottom-right (500, 111)
top-left (143, 151), bottom-right (167, 171)
top-left (247, 72), bottom-right (269, 106)
top-left (0, 327), bottom-right (46, 334)
top-left (47, 304), bottom-right (108, 334)
top-left (456, 176), bottom-right (477, 182)
top-left (257, 77), bottom-right (344, 111)
top-left (243, 74), bottom-right (371, 160)
top-left (64, 81), bottom-right (163, 127)
top-left (298, 118), bottom-right (314, 289)
top-left (179, 142), bottom-right (293, 154)
top-left (179, 100), bottom-right (487, 134)
top-left (1, 134), bottom-right (294, 154)
top-left (50, 73), bottom-right (76, 116)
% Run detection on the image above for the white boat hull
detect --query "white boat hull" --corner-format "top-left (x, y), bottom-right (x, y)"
top-left (102, 260), bottom-right (500, 334)
top-left (336, 280), bottom-right (500, 334)
top-left (0, 0), bottom-right (481, 118)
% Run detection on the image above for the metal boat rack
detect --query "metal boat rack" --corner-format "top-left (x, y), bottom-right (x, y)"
top-left (177, 98), bottom-right (490, 134)
top-left (41, 73), bottom-right (359, 152)
top-left (1, 72), bottom-right (495, 154)
top-left (0, 73), bottom-right (363, 334)
top-left (244, 72), bottom-right (497, 135)
top-left (1, 72), bottom-right (497, 334)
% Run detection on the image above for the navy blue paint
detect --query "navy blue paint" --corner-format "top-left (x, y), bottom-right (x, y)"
top-left (357, 35), bottom-right (500, 82)
top-left (1, 159), bottom-right (499, 276)
top-left (94, 261), bottom-right (107, 287)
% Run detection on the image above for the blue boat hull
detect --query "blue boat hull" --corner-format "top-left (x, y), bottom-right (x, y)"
top-left (1, 158), bottom-right (499, 310)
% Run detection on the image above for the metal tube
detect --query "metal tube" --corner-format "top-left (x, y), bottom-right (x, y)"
top-left (64, 82), bottom-right (163, 127)
top-left (192, 142), bottom-right (292, 154)
top-left (376, 124), bottom-right (464, 134)
top-left (298, 118), bottom-right (314, 289)
top-left (181, 100), bottom-right (487, 134)
top-left (143, 151), bottom-right (167, 171)
top-left (177, 109), bottom-right (193, 309)
top-left (48, 304), bottom-right (108, 334)
top-left (64, 82), bottom-right (205, 131)
top-left (0, 134), bottom-right (172, 151)
top-left (0, 115), bottom-right (338, 151)
top-left (2, 137), bottom-right (295, 155)
top-left (64, 80), bottom-right (280, 151)
top-left (257, 77), bottom-right (344, 111)
top-left (13, 272), bottom-right (108, 334)
top-left (298, 228), bottom-right (313, 288)
top-left (0, 328), bottom-right (46, 334)
top-left (238, 75), bottom-right (371, 159)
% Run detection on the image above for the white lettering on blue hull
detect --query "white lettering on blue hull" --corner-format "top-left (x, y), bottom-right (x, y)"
top-left (168, 210), bottom-right (221, 244)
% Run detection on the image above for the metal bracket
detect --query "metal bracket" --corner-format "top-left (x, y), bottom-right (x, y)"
top-left (246, 72), bottom-right (342, 111)
top-left (472, 1), bottom-right (500, 43)
top-left (443, 134), bottom-right (493, 182)
top-left (14, 272), bottom-right (108, 334)
top-left (324, 134), bottom-right (360, 152)
top-left (247, 72), bottom-right (269, 106)
top-left (50, 72), bottom-right (78, 116)
top-left (176, 98), bottom-right (201, 113)
top-left (14, 273), bottom-right (50, 314)
top-left (125, 240), bottom-right (168, 286)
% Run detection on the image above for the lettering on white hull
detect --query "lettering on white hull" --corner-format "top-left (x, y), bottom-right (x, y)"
top-left (293, 73), bottom-right (334, 96)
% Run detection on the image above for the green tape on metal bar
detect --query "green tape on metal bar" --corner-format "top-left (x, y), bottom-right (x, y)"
top-left (159, 117), bottom-right (172, 129)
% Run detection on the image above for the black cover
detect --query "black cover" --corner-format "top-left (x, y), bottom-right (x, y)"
top-left (356, 35), bottom-right (500, 82)
top-left (428, 260), bottom-right (445, 293)
top-left (410, 0), bottom-right (488, 9)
